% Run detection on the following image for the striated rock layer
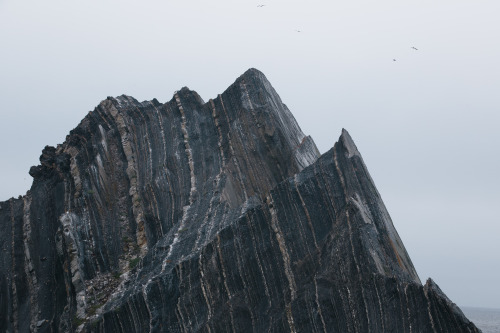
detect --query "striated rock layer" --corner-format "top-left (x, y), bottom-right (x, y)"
top-left (0, 69), bottom-right (479, 332)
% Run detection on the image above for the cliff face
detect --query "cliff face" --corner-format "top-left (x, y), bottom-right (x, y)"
top-left (0, 69), bottom-right (479, 332)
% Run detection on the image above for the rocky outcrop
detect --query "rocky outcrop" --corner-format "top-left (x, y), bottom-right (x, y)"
top-left (0, 69), bottom-right (479, 332)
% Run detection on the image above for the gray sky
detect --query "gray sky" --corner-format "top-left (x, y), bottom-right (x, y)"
top-left (1, 0), bottom-right (499, 309)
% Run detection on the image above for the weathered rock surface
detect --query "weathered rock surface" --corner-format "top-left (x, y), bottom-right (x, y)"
top-left (0, 69), bottom-right (479, 332)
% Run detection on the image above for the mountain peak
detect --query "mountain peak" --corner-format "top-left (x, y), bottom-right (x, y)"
top-left (239, 67), bottom-right (266, 80)
top-left (340, 128), bottom-right (361, 158)
top-left (0, 70), bottom-right (478, 333)
top-left (174, 86), bottom-right (205, 105)
top-left (230, 67), bottom-right (272, 95)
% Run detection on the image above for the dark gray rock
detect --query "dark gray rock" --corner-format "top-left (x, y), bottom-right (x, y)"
top-left (0, 69), bottom-right (480, 332)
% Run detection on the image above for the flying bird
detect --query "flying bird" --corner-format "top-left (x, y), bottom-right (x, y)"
top-left (295, 30), bottom-right (301, 32)
top-left (257, 4), bottom-right (265, 7)
top-left (411, 46), bottom-right (418, 50)
top-left (393, 59), bottom-right (397, 61)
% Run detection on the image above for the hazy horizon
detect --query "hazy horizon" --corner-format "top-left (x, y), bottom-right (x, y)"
top-left (1, 0), bottom-right (499, 309)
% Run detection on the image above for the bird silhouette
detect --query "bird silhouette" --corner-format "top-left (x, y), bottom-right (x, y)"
top-left (393, 59), bottom-right (397, 61)
top-left (296, 30), bottom-right (301, 32)
top-left (257, 4), bottom-right (265, 7)
top-left (411, 46), bottom-right (418, 50)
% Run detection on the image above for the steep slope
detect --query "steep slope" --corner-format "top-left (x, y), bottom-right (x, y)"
top-left (0, 69), bottom-right (478, 332)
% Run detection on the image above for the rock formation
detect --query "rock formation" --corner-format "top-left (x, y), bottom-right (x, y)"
top-left (0, 69), bottom-right (479, 332)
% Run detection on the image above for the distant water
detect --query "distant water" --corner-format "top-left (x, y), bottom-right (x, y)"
top-left (462, 307), bottom-right (500, 333)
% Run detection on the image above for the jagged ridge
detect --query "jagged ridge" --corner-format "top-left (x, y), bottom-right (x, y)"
top-left (0, 69), bottom-right (479, 332)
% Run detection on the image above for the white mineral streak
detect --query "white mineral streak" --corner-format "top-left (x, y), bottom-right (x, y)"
top-left (341, 129), bottom-right (420, 283)
top-left (370, 249), bottom-right (385, 275)
top-left (163, 94), bottom-right (197, 266)
top-left (104, 99), bottom-right (147, 255)
top-left (163, 205), bottom-right (188, 266)
top-left (65, 146), bottom-right (82, 198)
top-left (294, 174), bottom-right (320, 253)
top-left (80, 208), bottom-right (97, 266)
top-left (314, 275), bottom-right (328, 333)
top-left (332, 149), bottom-right (355, 270)
top-left (239, 79), bottom-right (289, 183)
top-left (198, 253), bottom-right (212, 321)
top-left (142, 280), bottom-right (154, 333)
top-left (267, 194), bottom-right (297, 333)
top-left (294, 136), bottom-right (319, 170)
top-left (345, 210), bottom-right (371, 328)
top-left (404, 284), bottom-right (413, 333)
top-left (424, 287), bottom-right (438, 333)
top-left (175, 265), bottom-right (190, 333)
top-left (373, 278), bottom-right (386, 332)
top-left (98, 124), bottom-right (108, 152)
top-left (285, 304), bottom-right (297, 333)
top-left (175, 93), bottom-right (196, 203)
top-left (218, 94), bottom-right (248, 201)
top-left (232, 233), bottom-right (257, 328)
top-left (239, 197), bottom-right (251, 216)
top-left (334, 146), bottom-right (371, 328)
top-left (351, 193), bottom-right (373, 225)
top-left (193, 100), bottom-right (226, 250)
top-left (114, 95), bottom-right (125, 107)
top-left (149, 101), bottom-right (169, 233)
top-left (210, 99), bottom-right (226, 167)
top-left (22, 195), bottom-right (39, 331)
top-left (203, 199), bottom-right (221, 248)
top-left (216, 234), bottom-right (237, 332)
top-left (345, 286), bottom-right (357, 330)
top-left (146, 184), bottom-right (163, 236)
top-left (151, 101), bottom-right (176, 232)
top-left (240, 80), bottom-right (260, 124)
top-left (95, 153), bottom-right (107, 186)
top-left (125, 98), bottom-right (154, 182)
top-left (62, 174), bottom-right (71, 215)
top-left (193, 173), bottom-right (220, 250)
top-left (333, 147), bottom-right (347, 197)
top-left (150, 101), bottom-right (167, 162)
top-left (295, 149), bottom-right (311, 170)
top-left (60, 212), bottom-right (87, 318)
top-left (396, 283), bottom-right (407, 331)
top-left (247, 214), bottom-right (272, 309)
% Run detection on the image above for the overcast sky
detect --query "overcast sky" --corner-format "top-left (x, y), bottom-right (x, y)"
top-left (1, 0), bottom-right (499, 309)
